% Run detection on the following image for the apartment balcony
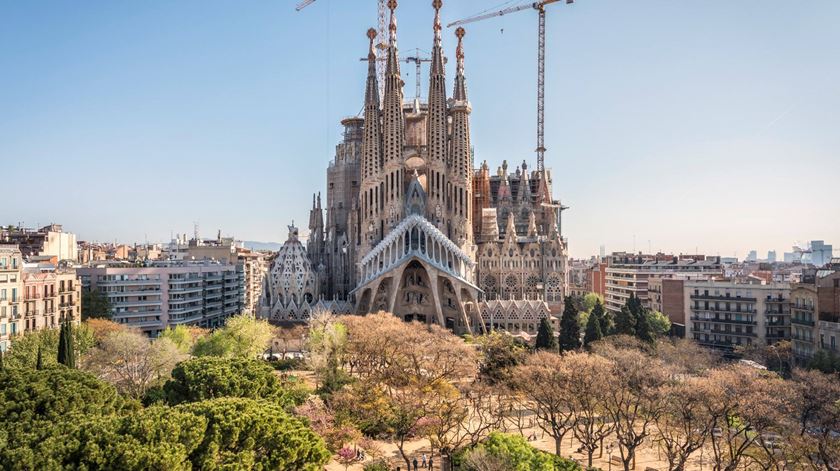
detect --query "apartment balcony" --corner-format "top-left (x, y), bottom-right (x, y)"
top-left (204, 275), bottom-right (223, 282)
top-left (690, 294), bottom-right (757, 302)
top-left (168, 278), bottom-right (202, 285)
top-left (690, 316), bottom-right (757, 326)
top-left (694, 328), bottom-right (757, 338)
top-left (765, 319), bottom-right (788, 327)
top-left (765, 310), bottom-right (789, 315)
top-left (791, 306), bottom-right (815, 313)
top-left (114, 300), bottom-right (162, 308)
top-left (125, 319), bottom-right (164, 329)
top-left (115, 310), bottom-right (163, 319)
top-left (169, 286), bottom-right (203, 294)
top-left (97, 279), bottom-right (161, 287)
top-left (791, 317), bottom-right (815, 327)
top-left (765, 332), bottom-right (789, 340)
top-left (169, 313), bottom-right (204, 325)
top-left (791, 332), bottom-right (814, 343)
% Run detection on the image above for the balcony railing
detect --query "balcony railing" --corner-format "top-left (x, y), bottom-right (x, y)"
top-left (791, 318), bottom-right (816, 327)
top-left (690, 294), bottom-right (757, 302)
top-left (690, 316), bottom-right (757, 326)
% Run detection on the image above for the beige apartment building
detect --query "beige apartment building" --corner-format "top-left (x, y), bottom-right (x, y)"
top-left (21, 268), bottom-right (80, 333)
top-left (78, 261), bottom-right (244, 336)
top-left (604, 253), bottom-right (722, 314)
top-left (685, 279), bottom-right (790, 352)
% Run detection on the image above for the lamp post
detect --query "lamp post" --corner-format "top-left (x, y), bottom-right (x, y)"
top-left (606, 442), bottom-right (615, 471)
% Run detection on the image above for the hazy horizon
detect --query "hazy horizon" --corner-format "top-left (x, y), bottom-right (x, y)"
top-left (2, 0), bottom-right (838, 258)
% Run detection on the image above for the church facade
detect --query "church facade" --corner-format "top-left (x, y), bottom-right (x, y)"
top-left (262, 0), bottom-right (568, 336)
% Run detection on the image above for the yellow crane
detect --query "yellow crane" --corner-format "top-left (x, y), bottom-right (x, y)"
top-left (447, 0), bottom-right (575, 174)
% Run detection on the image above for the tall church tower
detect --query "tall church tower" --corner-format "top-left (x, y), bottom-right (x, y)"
top-left (449, 26), bottom-right (473, 250)
top-left (380, 0), bottom-right (405, 235)
top-left (360, 27), bottom-right (382, 259)
top-left (426, 0), bottom-right (448, 232)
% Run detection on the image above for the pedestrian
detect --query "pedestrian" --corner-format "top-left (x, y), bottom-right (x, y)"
top-left (428, 457), bottom-right (433, 469)
top-left (421, 454), bottom-right (427, 468)
top-left (413, 457), bottom-right (418, 471)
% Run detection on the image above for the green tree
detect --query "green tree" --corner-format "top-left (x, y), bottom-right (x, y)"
top-left (470, 432), bottom-right (581, 471)
top-left (614, 294), bottom-right (638, 336)
top-left (558, 297), bottom-right (580, 353)
top-left (81, 288), bottom-right (113, 320)
top-left (163, 357), bottom-right (308, 408)
top-left (635, 307), bottom-right (655, 344)
top-left (581, 292), bottom-right (604, 313)
top-left (192, 314), bottom-right (274, 358)
top-left (808, 349), bottom-right (840, 374)
top-left (646, 310), bottom-right (671, 338)
top-left (35, 346), bottom-right (43, 370)
top-left (6, 323), bottom-right (94, 369)
top-left (583, 308), bottom-right (603, 347)
top-left (159, 324), bottom-right (199, 354)
top-left (475, 331), bottom-right (527, 384)
top-left (57, 320), bottom-right (76, 368)
top-left (0, 368), bottom-right (131, 424)
top-left (590, 299), bottom-right (611, 335)
top-left (176, 397), bottom-right (331, 470)
top-left (534, 318), bottom-right (557, 351)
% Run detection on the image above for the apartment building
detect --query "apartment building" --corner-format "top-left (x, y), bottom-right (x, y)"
top-left (0, 245), bottom-right (23, 352)
top-left (604, 253), bottom-right (722, 314)
top-left (685, 279), bottom-right (790, 352)
top-left (21, 268), bottom-right (80, 333)
top-left (790, 263), bottom-right (840, 361)
top-left (1, 224), bottom-right (77, 262)
top-left (78, 261), bottom-right (244, 336)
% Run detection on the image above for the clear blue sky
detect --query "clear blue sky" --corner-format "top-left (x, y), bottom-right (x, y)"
top-left (2, 0), bottom-right (838, 258)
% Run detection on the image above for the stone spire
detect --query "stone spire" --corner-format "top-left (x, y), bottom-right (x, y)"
top-left (361, 28), bottom-right (381, 183)
top-left (379, 0), bottom-right (405, 236)
top-left (427, 0), bottom-right (447, 165)
top-left (360, 28), bottom-right (383, 255)
top-left (453, 26), bottom-right (468, 102)
top-left (518, 160), bottom-right (531, 203)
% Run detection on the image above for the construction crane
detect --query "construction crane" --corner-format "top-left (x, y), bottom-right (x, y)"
top-left (403, 50), bottom-right (433, 102)
top-left (297, 0), bottom-right (389, 99)
top-left (447, 0), bottom-right (574, 174)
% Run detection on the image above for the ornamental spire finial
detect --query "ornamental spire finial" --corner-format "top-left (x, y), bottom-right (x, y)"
top-left (367, 27), bottom-right (376, 59)
top-left (455, 26), bottom-right (465, 75)
top-left (388, 0), bottom-right (397, 45)
top-left (433, 0), bottom-right (442, 45)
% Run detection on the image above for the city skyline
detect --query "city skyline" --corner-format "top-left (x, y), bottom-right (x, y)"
top-left (2, 0), bottom-right (839, 258)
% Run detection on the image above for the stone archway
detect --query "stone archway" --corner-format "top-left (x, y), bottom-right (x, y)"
top-left (395, 260), bottom-right (435, 324)
top-left (372, 278), bottom-right (392, 312)
top-left (356, 288), bottom-right (372, 315)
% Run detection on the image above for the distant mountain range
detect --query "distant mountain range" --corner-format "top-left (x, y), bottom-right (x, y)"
top-left (243, 241), bottom-right (283, 252)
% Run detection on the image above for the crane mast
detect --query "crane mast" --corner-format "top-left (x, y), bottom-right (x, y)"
top-left (448, 0), bottom-right (574, 174)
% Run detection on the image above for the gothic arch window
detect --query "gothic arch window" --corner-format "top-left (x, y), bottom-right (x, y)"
top-left (503, 275), bottom-right (519, 299)
top-left (525, 275), bottom-right (541, 299)
top-left (546, 275), bottom-right (562, 303)
top-left (483, 274), bottom-right (498, 299)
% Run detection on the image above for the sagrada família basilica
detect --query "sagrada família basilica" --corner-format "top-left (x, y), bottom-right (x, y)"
top-left (260, 0), bottom-right (568, 337)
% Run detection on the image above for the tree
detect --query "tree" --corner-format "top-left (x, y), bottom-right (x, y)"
top-left (83, 328), bottom-right (185, 398)
top-left (565, 353), bottom-right (615, 468)
top-left (475, 332), bottom-right (527, 385)
top-left (85, 318), bottom-right (125, 343)
top-left (192, 314), bottom-right (273, 358)
top-left (467, 432), bottom-right (578, 471)
top-left (511, 351), bottom-right (576, 455)
top-left (307, 312), bottom-right (349, 394)
top-left (6, 323), bottom-right (94, 369)
top-left (590, 299), bottom-right (611, 337)
top-left (81, 288), bottom-right (113, 320)
top-left (581, 292), bottom-right (604, 313)
top-left (615, 293), bottom-right (641, 335)
top-left (807, 349), bottom-right (840, 374)
top-left (787, 368), bottom-right (840, 470)
top-left (158, 324), bottom-right (201, 354)
top-left (57, 320), bottom-right (76, 368)
top-left (582, 308), bottom-right (603, 347)
top-left (175, 398), bottom-right (330, 470)
top-left (294, 396), bottom-right (360, 451)
top-left (534, 318), bottom-right (557, 351)
top-left (164, 356), bottom-right (309, 408)
top-left (635, 305), bottom-right (655, 343)
top-left (0, 368), bottom-right (130, 424)
top-left (652, 378), bottom-right (717, 471)
top-left (35, 345), bottom-right (43, 370)
top-left (558, 297), bottom-right (580, 352)
top-left (646, 310), bottom-right (671, 337)
top-left (598, 346), bottom-right (670, 471)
